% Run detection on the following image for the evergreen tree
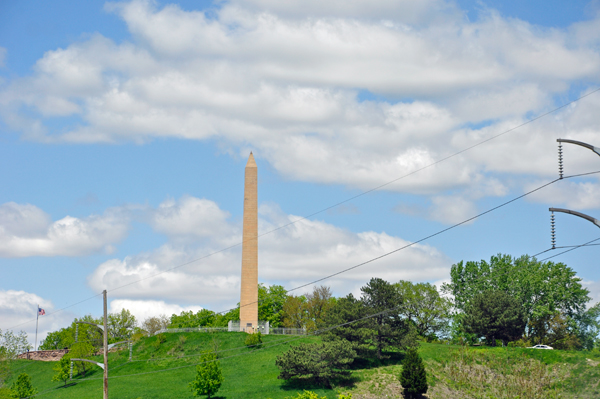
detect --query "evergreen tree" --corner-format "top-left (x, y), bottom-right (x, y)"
top-left (189, 352), bottom-right (223, 398)
top-left (10, 373), bottom-right (37, 399)
top-left (400, 348), bottom-right (427, 398)
top-left (462, 290), bottom-right (526, 346)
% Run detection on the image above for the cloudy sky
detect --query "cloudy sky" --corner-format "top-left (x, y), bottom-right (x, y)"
top-left (1, 0), bottom-right (600, 347)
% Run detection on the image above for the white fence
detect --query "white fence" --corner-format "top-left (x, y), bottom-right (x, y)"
top-left (154, 324), bottom-right (307, 336)
top-left (154, 327), bottom-right (228, 335)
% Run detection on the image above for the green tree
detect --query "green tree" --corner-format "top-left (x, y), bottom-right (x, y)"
top-left (395, 280), bottom-right (451, 340)
top-left (361, 278), bottom-right (405, 359)
top-left (107, 308), bottom-right (137, 341)
top-left (258, 284), bottom-right (288, 327)
top-left (10, 373), bottom-right (37, 399)
top-left (282, 295), bottom-right (308, 328)
top-left (69, 342), bottom-right (95, 377)
top-left (39, 315), bottom-right (103, 350)
top-left (276, 340), bottom-right (356, 388)
top-left (573, 302), bottom-right (600, 350)
top-left (189, 351), bottom-right (223, 398)
top-left (282, 286), bottom-right (334, 331)
top-left (400, 348), bottom-right (428, 398)
top-left (462, 290), bottom-right (526, 346)
top-left (444, 254), bottom-right (590, 341)
top-left (51, 356), bottom-right (71, 387)
top-left (0, 330), bottom-right (30, 360)
top-left (140, 315), bottom-right (170, 336)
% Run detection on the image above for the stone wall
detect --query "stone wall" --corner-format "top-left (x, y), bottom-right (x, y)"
top-left (17, 349), bottom-right (69, 361)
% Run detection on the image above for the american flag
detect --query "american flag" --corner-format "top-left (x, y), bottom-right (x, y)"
top-left (38, 307), bottom-right (45, 316)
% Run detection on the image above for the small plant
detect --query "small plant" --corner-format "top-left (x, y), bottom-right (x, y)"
top-left (189, 351), bottom-right (224, 398)
top-left (400, 348), bottom-right (428, 398)
top-left (10, 373), bottom-right (38, 399)
top-left (51, 356), bottom-right (71, 387)
top-left (153, 333), bottom-right (167, 348)
top-left (245, 332), bottom-right (263, 349)
top-left (285, 391), bottom-right (327, 399)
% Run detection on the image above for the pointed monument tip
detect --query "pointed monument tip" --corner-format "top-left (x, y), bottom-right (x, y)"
top-left (246, 152), bottom-right (257, 168)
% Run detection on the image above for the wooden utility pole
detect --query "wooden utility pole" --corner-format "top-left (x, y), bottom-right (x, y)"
top-left (103, 289), bottom-right (108, 399)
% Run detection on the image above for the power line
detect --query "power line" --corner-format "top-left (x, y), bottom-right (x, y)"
top-left (102, 88), bottom-right (600, 297)
top-left (6, 91), bottom-right (600, 333)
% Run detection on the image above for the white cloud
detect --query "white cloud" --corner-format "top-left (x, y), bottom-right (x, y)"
top-left (527, 179), bottom-right (600, 210)
top-left (151, 196), bottom-right (233, 241)
top-left (109, 299), bottom-right (203, 322)
top-left (0, 202), bottom-right (130, 257)
top-left (89, 197), bottom-right (451, 310)
top-left (0, 290), bottom-right (73, 349)
top-left (0, 0), bottom-right (599, 202)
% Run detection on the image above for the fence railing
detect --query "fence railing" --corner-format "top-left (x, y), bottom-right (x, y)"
top-left (155, 327), bottom-right (228, 335)
top-left (153, 325), bottom-right (307, 336)
top-left (270, 328), bottom-right (307, 335)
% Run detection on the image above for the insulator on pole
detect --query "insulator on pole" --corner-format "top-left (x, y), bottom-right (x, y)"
top-left (558, 141), bottom-right (564, 179)
top-left (551, 212), bottom-right (556, 249)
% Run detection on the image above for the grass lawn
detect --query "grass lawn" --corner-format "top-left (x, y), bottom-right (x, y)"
top-left (5, 333), bottom-right (600, 399)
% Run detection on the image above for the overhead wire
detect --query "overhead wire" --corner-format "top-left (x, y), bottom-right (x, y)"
top-left (103, 88), bottom-right (600, 297)
top-left (5, 89), bottom-right (600, 333)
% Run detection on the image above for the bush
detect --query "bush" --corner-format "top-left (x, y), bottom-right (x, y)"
top-left (189, 352), bottom-right (223, 398)
top-left (153, 333), bottom-right (167, 348)
top-left (244, 332), bottom-right (263, 349)
top-left (276, 340), bottom-right (356, 388)
top-left (10, 373), bottom-right (37, 399)
top-left (284, 391), bottom-right (352, 399)
top-left (400, 348), bottom-right (427, 398)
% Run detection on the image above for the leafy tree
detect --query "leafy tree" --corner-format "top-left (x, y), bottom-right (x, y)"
top-left (51, 356), bottom-right (71, 387)
top-left (107, 308), bottom-right (137, 341)
top-left (444, 254), bottom-right (590, 341)
top-left (170, 309), bottom-right (217, 328)
top-left (39, 315), bottom-right (103, 350)
top-left (361, 278), bottom-right (405, 359)
top-left (10, 373), bottom-right (37, 399)
top-left (189, 351), bottom-right (223, 398)
top-left (400, 348), bottom-right (428, 398)
top-left (573, 302), bottom-right (600, 350)
top-left (282, 286), bottom-right (335, 331)
top-left (69, 342), bottom-right (95, 377)
top-left (140, 315), bottom-right (170, 336)
top-left (258, 284), bottom-right (288, 327)
top-left (276, 340), bottom-right (356, 388)
top-left (320, 294), bottom-right (375, 358)
top-left (395, 280), bottom-right (451, 340)
top-left (0, 330), bottom-right (30, 359)
top-left (462, 290), bottom-right (526, 346)
top-left (282, 295), bottom-right (308, 328)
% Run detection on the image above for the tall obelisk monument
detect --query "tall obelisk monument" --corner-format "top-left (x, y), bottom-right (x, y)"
top-left (240, 152), bottom-right (258, 331)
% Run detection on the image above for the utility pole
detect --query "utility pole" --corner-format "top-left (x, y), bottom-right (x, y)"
top-left (103, 289), bottom-right (108, 399)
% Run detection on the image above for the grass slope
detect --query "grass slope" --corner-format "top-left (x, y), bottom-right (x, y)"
top-left (5, 333), bottom-right (600, 399)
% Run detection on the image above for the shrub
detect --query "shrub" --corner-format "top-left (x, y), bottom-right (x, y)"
top-left (285, 391), bottom-right (327, 399)
top-left (153, 333), bottom-right (167, 348)
top-left (189, 351), bottom-right (223, 398)
top-left (10, 373), bottom-right (37, 399)
top-left (276, 340), bottom-right (356, 388)
top-left (245, 332), bottom-right (263, 349)
top-left (400, 348), bottom-right (428, 398)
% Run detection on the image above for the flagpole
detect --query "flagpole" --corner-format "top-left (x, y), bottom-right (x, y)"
top-left (35, 304), bottom-right (39, 352)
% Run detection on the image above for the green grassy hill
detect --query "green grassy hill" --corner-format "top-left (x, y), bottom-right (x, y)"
top-left (5, 332), bottom-right (600, 399)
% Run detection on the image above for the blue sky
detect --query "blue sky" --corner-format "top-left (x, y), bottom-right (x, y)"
top-left (1, 0), bottom-right (600, 346)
